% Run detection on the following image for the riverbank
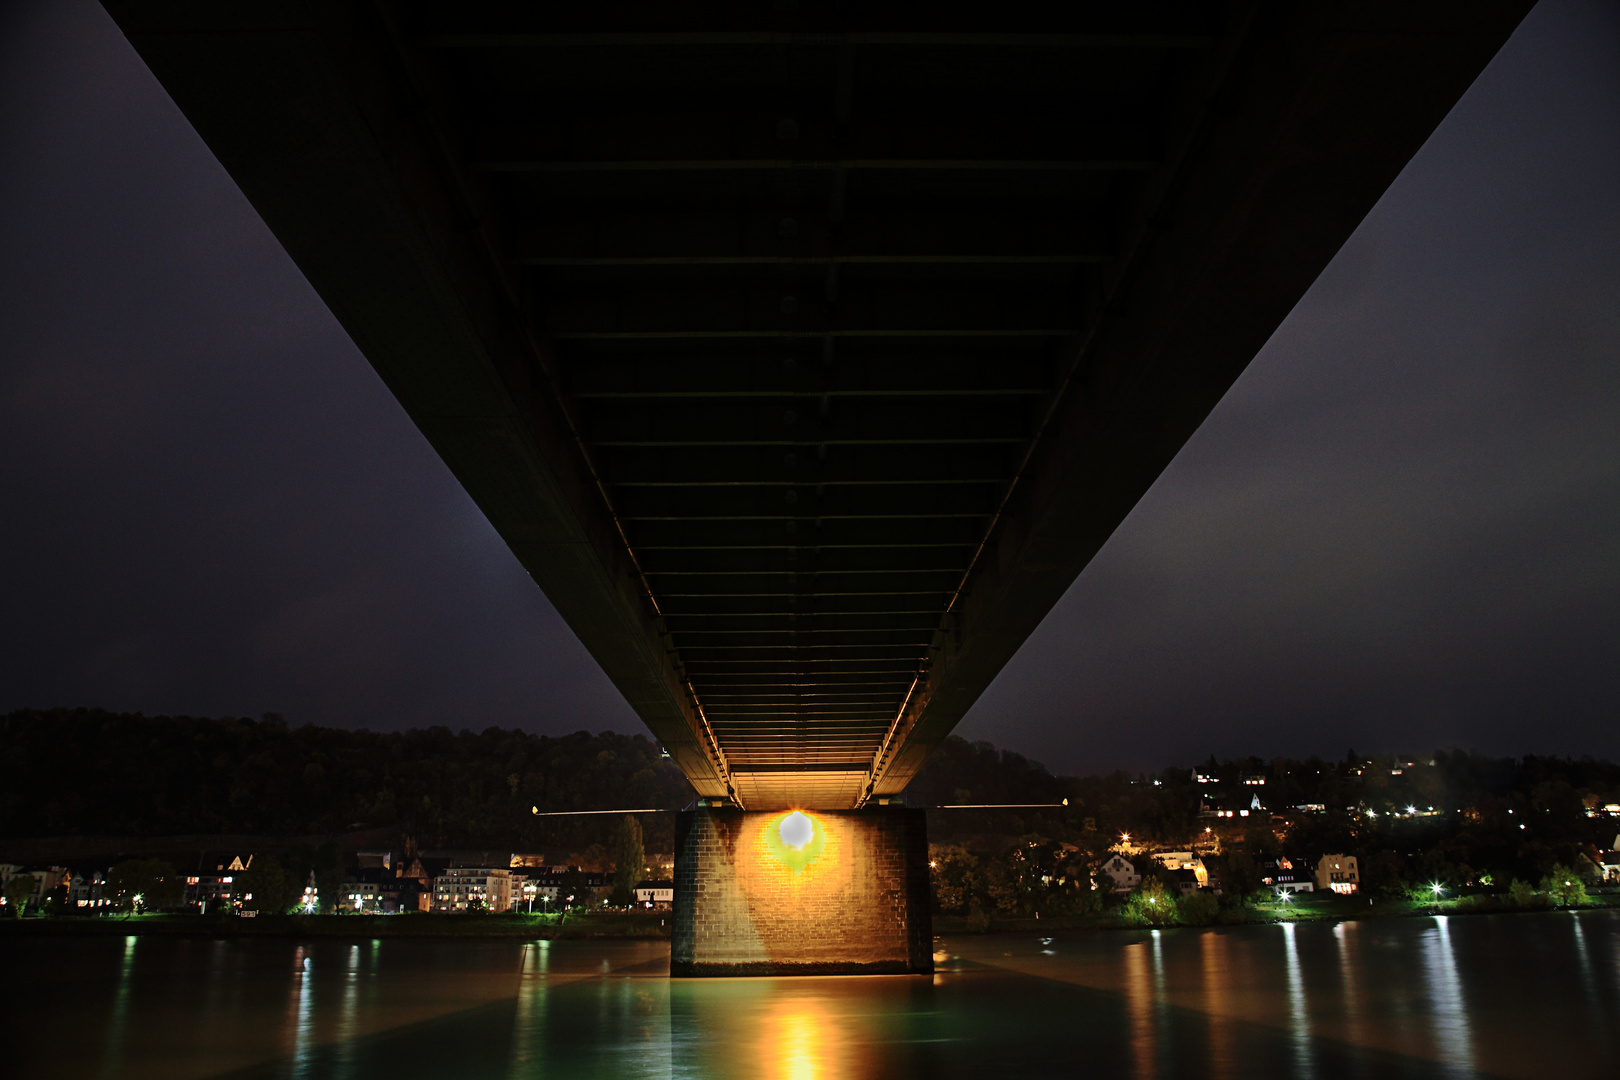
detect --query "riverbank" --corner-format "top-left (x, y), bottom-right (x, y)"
top-left (934, 888), bottom-right (1620, 934)
top-left (0, 909), bottom-right (671, 939)
top-left (6, 889), bottom-right (1615, 941)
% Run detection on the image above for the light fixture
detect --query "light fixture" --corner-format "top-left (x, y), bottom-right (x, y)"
top-left (780, 811), bottom-right (814, 849)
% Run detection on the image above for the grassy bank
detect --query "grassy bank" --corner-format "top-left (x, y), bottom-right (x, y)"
top-left (0, 909), bottom-right (671, 940)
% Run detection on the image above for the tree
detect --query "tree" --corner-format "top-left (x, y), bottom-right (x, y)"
top-left (1214, 852), bottom-right (1263, 902)
top-left (610, 815), bottom-right (646, 904)
top-left (4, 874), bottom-right (36, 917)
top-left (1123, 878), bottom-right (1177, 926)
top-left (568, 844), bottom-right (611, 873)
top-left (237, 855), bottom-right (295, 914)
top-left (929, 845), bottom-right (979, 914)
top-left (106, 859), bottom-right (183, 914)
top-left (1540, 865), bottom-right (1589, 907)
top-left (1176, 890), bottom-right (1220, 926)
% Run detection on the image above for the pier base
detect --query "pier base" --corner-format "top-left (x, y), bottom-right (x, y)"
top-left (671, 807), bottom-right (933, 977)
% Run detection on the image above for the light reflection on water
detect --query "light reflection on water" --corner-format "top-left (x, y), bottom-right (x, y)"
top-left (1280, 922), bottom-right (1314, 1078)
top-left (96, 934), bottom-right (137, 1079)
top-left (1420, 917), bottom-right (1473, 1077)
top-left (5, 910), bottom-right (1619, 1079)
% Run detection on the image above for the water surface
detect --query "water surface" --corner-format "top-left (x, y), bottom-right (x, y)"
top-left (4, 911), bottom-right (1616, 1078)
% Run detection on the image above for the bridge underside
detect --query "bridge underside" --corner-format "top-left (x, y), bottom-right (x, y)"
top-left (105, 1), bottom-right (1529, 809)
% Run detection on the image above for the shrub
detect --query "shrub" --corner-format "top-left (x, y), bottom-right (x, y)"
top-left (1507, 878), bottom-right (1546, 909)
top-left (1123, 878), bottom-right (1177, 926)
top-left (1176, 890), bottom-right (1219, 926)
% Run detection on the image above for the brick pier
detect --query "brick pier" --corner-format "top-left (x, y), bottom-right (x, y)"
top-left (671, 807), bottom-right (933, 977)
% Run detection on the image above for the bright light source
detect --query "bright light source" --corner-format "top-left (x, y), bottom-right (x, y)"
top-left (1407, 806), bottom-right (1417, 815)
top-left (1431, 883), bottom-right (1443, 895)
top-left (1120, 833), bottom-right (1130, 844)
top-left (780, 811), bottom-right (814, 849)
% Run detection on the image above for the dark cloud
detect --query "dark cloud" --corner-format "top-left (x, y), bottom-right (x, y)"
top-left (960, 0), bottom-right (1620, 771)
top-left (0, 0), bottom-right (637, 735)
top-left (2, 1), bottom-right (1616, 769)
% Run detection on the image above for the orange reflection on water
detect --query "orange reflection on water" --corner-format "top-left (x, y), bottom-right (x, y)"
top-left (755, 992), bottom-right (854, 1080)
top-left (1123, 941), bottom-right (1156, 1080)
top-left (1199, 930), bottom-right (1234, 1080)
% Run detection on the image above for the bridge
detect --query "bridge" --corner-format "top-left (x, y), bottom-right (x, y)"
top-left (105, 1), bottom-right (1529, 816)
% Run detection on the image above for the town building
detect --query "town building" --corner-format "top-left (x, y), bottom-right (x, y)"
top-left (69, 870), bottom-right (110, 909)
top-left (634, 880), bottom-right (674, 909)
top-left (1154, 851), bottom-right (1197, 871)
top-left (1097, 854), bottom-right (1140, 893)
top-left (337, 880), bottom-right (381, 912)
top-left (433, 867), bottom-right (514, 912)
top-left (1315, 854), bottom-right (1360, 894)
top-left (1260, 856), bottom-right (1315, 895)
top-left (1153, 851), bottom-right (1211, 889)
top-left (511, 873), bottom-right (562, 911)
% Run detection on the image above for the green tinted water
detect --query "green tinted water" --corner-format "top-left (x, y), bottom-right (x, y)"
top-left (3, 911), bottom-right (1616, 1078)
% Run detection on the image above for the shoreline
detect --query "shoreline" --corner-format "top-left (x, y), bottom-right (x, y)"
top-left (0, 910), bottom-right (672, 940)
top-left (936, 891), bottom-right (1620, 935)
top-left (3, 892), bottom-right (1613, 941)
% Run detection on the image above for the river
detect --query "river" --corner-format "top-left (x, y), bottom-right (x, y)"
top-left (3, 910), bottom-right (1616, 1078)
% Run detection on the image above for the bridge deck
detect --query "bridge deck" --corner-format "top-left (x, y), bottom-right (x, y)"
top-left (105, 0), bottom-right (1530, 808)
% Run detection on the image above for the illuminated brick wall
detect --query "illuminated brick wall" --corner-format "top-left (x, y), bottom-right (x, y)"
top-left (671, 807), bottom-right (933, 976)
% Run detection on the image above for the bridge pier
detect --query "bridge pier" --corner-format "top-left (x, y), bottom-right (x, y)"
top-left (671, 807), bottom-right (933, 977)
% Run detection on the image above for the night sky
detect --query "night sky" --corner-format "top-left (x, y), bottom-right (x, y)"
top-left (3, 0), bottom-right (1617, 775)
